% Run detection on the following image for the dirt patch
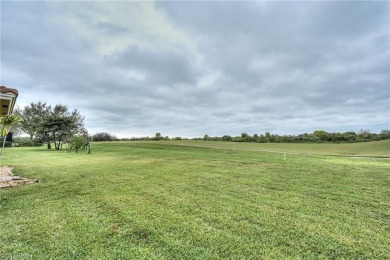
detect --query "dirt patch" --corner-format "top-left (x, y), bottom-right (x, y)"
top-left (0, 166), bottom-right (38, 189)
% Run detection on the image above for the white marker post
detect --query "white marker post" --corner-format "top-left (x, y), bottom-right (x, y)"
top-left (284, 152), bottom-right (287, 161)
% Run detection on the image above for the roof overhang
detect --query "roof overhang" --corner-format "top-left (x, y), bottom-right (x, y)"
top-left (0, 86), bottom-right (19, 116)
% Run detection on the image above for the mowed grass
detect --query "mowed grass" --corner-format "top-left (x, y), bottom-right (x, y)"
top-left (0, 141), bottom-right (389, 259)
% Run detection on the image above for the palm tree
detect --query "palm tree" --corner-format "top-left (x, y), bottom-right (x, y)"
top-left (0, 114), bottom-right (23, 161)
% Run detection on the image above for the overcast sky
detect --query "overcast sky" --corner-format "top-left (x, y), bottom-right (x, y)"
top-left (1, 1), bottom-right (389, 137)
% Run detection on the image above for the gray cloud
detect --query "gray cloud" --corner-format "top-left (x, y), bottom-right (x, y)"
top-left (1, 1), bottom-right (389, 137)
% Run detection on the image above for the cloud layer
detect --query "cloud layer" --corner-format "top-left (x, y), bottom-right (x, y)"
top-left (1, 1), bottom-right (389, 137)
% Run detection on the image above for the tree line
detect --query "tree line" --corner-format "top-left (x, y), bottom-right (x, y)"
top-left (92, 130), bottom-right (390, 143)
top-left (199, 130), bottom-right (390, 143)
top-left (10, 101), bottom-right (390, 146)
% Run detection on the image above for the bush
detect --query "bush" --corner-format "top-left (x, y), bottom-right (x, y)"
top-left (3, 141), bottom-right (12, 147)
top-left (68, 135), bottom-right (91, 153)
top-left (15, 139), bottom-right (44, 147)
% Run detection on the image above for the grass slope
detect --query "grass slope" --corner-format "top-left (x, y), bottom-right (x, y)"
top-left (1, 141), bottom-right (389, 259)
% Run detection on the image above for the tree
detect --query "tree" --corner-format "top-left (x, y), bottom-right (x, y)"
top-left (265, 132), bottom-right (271, 141)
top-left (222, 135), bottom-right (232, 141)
top-left (155, 132), bottom-right (162, 140)
top-left (38, 104), bottom-right (84, 150)
top-left (0, 114), bottom-right (23, 161)
top-left (14, 101), bottom-right (51, 141)
top-left (380, 130), bottom-right (390, 140)
top-left (239, 132), bottom-right (253, 142)
top-left (358, 129), bottom-right (372, 142)
top-left (342, 131), bottom-right (357, 142)
top-left (313, 130), bottom-right (329, 142)
top-left (92, 132), bottom-right (115, 141)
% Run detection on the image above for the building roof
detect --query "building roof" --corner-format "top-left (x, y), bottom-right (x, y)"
top-left (0, 86), bottom-right (19, 116)
top-left (0, 86), bottom-right (19, 96)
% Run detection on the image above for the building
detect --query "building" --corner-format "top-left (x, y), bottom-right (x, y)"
top-left (0, 86), bottom-right (19, 142)
top-left (0, 86), bottom-right (19, 116)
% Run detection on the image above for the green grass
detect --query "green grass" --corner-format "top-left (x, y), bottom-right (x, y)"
top-left (1, 141), bottom-right (389, 259)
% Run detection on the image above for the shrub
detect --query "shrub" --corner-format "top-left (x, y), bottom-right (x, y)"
top-left (15, 139), bottom-right (44, 147)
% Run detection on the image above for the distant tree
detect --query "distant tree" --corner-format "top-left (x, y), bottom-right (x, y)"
top-left (92, 132), bottom-right (115, 142)
top-left (341, 131), bottom-right (357, 142)
top-left (265, 132), bottom-right (271, 142)
top-left (357, 129), bottom-right (373, 142)
top-left (258, 134), bottom-right (265, 143)
top-left (380, 130), bottom-right (390, 140)
top-left (313, 130), bottom-right (329, 142)
top-left (155, 132), bottom-right (162, 140)
top-left (359, 129), bottom-right (371, 135)
top-left (222, 135), bottom-right (232, 141)
top-left (381, 130), bottom-right (390, 135)
top-left (15, 101), bottom-right (51, 141)
top-left (203, 134), bottom-right (210, 141)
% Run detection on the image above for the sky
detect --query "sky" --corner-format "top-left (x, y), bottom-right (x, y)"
top-left (1, 1), bottom-right (389, 138)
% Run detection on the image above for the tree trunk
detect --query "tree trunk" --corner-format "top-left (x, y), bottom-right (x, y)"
top-left (0, 135), bottom-right (8, 158)
top-left (55, 139), bottom-right (62, 150)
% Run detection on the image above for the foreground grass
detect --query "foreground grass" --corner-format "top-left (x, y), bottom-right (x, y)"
top-left (1, 141), bottom-right (389, 258)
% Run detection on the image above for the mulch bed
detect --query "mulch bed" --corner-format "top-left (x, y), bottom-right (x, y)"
top-left (0, 166), bottom-right (38, 189)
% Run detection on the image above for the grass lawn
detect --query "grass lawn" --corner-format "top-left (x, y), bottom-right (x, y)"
top-left (1, 141), bottom-right (389, 258)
